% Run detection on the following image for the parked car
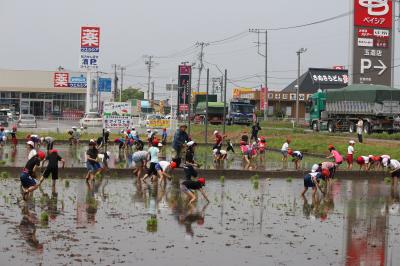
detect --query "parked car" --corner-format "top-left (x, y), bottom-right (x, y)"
top-left (0, 109), bottom-right (13, 120)
top-left (17, 114), bottom-right (37, 128)
top-left (80, 112), bottom-right (103, 127)
top-left (0, 110), bottom-right (8, 127)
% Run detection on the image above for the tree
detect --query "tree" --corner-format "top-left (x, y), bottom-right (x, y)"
top-left (119, 87), bottom-right (144, 102)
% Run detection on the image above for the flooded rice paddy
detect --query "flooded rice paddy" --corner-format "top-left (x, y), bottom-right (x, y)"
top-left (0, 176), bottom-right (399, 265)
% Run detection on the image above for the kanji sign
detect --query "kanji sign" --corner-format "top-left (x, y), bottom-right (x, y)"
top-left (81, 26), bottom-right (100, 52)
top-left (355, 0), bottom-right (393, 29)
top-left (54, 72), bottom-right (69, 87)
top-left (177, 65), bottom-right (191, 115)
top-left (79, 26), bottom-right (101, 70)
top-left (353, 0), bottom-right (393, 86)
top-left (79, 53), bottom-right (99, 70)
top-left (104, 116), bottom-right (131, 128)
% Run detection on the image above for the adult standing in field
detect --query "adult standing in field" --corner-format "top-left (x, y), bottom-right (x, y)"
top-left (356, 118), bottom-right (363, 143)
top-left (251, 122), bottom-right (261, 142)
top-left (172, 125), bottom-right (189, 166)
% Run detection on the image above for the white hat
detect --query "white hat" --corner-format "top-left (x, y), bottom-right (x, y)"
top-left (146, 129), bottom-right (151, 132)
top-left (26, 141), bottom-right (34, 146)
top-left (213, 148), bottom-right (219, 155)
top-left (382, 157), bottom-right (389, 167)
top-left (187, 141), bottom-right (195, 147)
top-left (89, 139), bottom-right (95, 143)
top-left (213, 130), bottom-right (218, 135)
top-left (40, 137), bottom-right (44, 142)
top-left (72, 126), bottom-right (77, 129)
top-left (349, 140), bottom-right (355, 144)
top-left (311, 164), bottom-right (319, 173)
top-left (158, 143), bottom-right (163, 147)
top-left (106, 129), bottom-right (111, 132)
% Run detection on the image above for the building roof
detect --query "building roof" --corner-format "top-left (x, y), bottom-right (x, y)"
top-left (282, 68), bottom-right (349, 94)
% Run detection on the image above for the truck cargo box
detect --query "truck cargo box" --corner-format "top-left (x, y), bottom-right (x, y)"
top-left (325, 85), bottom-right (400, 116)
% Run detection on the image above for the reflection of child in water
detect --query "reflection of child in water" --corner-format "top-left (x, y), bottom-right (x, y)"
top-left (19, 205), bottom-right (43, 251)
top-left (178, 203), bottom-right (208, 238)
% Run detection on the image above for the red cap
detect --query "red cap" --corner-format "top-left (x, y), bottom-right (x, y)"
top-left (37, 151), bottom-right (46, 160)
top-left (170, 161), bottom-right (177, 169)
top-left (12, 125), bottom-right (17, 130)
top-left (357, 156), bottom-right (365, 165)
top-left (287, 148), bottom-right (293, 155)
top-left (114, 138), bottom-right (120, 143)
top-left (322, 168), bottom-right (330, 177)
top-left (152, 139), bottom-right (159, 146)
top-left (126, 129), bottom-right (131, 134)
top-left (198, 177), bottom-right (205, 185)
top-left (240, 141), bottom-right (246, 146)
top-left (328, 144), bottom-right (334, 150)
top-left (50, 149), bottom-right (58, 154)
top-left (373, 156), bottom-right (381, 162)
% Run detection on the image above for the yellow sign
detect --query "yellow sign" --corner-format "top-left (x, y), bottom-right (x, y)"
top-left (233, 88), bottom-right (253, 98)
top-left (148, 119), bottom-right (170, 128)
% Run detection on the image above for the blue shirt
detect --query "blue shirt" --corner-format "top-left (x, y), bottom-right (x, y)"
top-left (172, 130), bottom-right (189, 150)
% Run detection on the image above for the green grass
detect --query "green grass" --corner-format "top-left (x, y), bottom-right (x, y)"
top-left (40, 212), bottom-right (49, 225)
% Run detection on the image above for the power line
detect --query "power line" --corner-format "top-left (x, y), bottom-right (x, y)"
top-left (266, 11), bottom-right (352, 31)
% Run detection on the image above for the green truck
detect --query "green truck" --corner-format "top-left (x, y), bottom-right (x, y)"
top-left (308, 84), bottom-right (400, 134)
top-left (194, 101), bottom-right (228, 125)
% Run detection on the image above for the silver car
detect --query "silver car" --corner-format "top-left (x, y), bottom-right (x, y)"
top-left (17, 114), bottom-right (37, 128)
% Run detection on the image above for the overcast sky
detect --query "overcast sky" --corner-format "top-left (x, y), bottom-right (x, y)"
top-left (0, 0), bottom-right (399, 99)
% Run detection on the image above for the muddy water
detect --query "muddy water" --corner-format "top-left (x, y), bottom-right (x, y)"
top-left (0, 144), bottom-right (323, 171)
top-left (0, 177), bottom-right (399, 265)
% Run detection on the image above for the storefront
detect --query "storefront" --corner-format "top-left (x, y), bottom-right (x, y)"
top-left (0, 69), bottom-right (111, 118)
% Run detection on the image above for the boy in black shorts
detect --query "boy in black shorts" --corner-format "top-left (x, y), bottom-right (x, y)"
top-left (181, 178), bottom-right (210, 204)
top-left (20, 151), bottom-right (46, 200)
top-left (41, 149), bottom-right (65, 192)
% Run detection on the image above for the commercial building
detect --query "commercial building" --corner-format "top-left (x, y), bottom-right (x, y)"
top-left (272, 68), bottom-right (349, 119)
top-left (0, 69), bottom-right (112, 118)
top-left (231, 68), bottom-right (349, 120)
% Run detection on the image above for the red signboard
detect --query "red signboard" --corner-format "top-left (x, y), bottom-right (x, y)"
top-left (179, 104), bottom-right (189, 112)
top-left (354, 0), bottom-right (393, 29)
top-left (54, 72), bottom-right (69, 88)
top-left (80, 26), bottom-right (100, 52)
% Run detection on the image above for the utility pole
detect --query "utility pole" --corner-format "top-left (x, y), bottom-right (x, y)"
top-left (112, 64), bottom-right (119, 101)
top-left (119, 66), bottom-right (126, 102)
top-left (195, 42), bottom-right (209, 93)
top-left (151, 81), bottom-right (155, 102)
top-left (144, 55), bottom-right (154, 100)
top-left (296, 48), bottom-right (307, 125)
top-left (205, 69), bottom-right (209, 144)
top-left (249, 29), bottom-right (268, 121)
top-left (223, 69), bottom-right (227, 135)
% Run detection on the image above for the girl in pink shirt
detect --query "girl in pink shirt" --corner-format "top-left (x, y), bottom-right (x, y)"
top-left (327, 145), bottom-right (343, 166)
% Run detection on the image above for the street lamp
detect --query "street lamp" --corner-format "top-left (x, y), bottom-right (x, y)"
top-left (296, 48), bottom-right (307, 125)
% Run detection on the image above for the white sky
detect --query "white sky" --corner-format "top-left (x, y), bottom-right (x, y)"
top-left (0, 0), bottom-right (399, 100)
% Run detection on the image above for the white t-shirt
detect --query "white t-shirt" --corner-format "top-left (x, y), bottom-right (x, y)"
top-left (388, 159), bottom-right (400, 171)
top-left (158, 161), bottom-right (170, 171)
top-left (347, 146), bottom-right (354, 155)
top-left (28, 149), bottom-right (37, 160)
top-left (281, 142), bottom-right (289, 152)
top-left (356, 120), bottom-right (363, 135)
top-left (361, 156), bottom-right (370, 164)
top-left (148, 146), bottom-right (159, 163)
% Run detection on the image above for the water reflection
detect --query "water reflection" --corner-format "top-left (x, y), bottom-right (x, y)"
top-left (18, 202), bottom-right (43, 252)
top-left (344, 179), bottom-right (395, 266)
